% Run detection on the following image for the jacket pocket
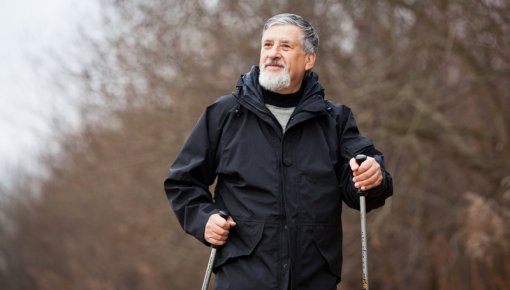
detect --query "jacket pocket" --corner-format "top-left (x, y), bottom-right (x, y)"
top-left (213, 221), bottom-right (265, 269)
top-left (312, 225), bottom-right (342, 282)
top-left (297, 169), bottom-right (341, 223)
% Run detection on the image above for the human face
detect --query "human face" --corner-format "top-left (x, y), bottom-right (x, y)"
top-left (259, 24), bottom-right (316, 94)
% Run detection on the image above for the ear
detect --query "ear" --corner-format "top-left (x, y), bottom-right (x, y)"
top-left (304, 53), bottom-right (316, 71)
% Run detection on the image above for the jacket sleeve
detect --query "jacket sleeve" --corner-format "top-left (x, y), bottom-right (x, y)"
top-left (164, 100), bottom-right (230, 245)
top-left (336, 106), bottom-right (393, 212)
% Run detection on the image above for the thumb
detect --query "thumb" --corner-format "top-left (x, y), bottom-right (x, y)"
top-left (349, 157), bottom-right (359, 173)
top-left (227, 216), bottom-right (237, 227)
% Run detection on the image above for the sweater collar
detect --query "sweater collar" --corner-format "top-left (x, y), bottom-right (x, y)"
top-left (262, 86), bottom-right (303, 108)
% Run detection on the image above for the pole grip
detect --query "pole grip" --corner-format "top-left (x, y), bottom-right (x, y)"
top-left (202, 210), bottom-right (230, 290)
top-left (212, 210), bottom-right (230, 249)
top-left (355, 154), bottom-right (367, 166)
top-left (218, 210), bottom-right (229, 220)
top-left (355, 154), bottom-right (367, 196)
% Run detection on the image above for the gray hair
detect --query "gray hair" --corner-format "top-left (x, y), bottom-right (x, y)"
top-left (263, 13), bottom-right (319, 54)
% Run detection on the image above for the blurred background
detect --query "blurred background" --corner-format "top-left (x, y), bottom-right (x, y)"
top-left (1, 0), bottom-right (509, 289)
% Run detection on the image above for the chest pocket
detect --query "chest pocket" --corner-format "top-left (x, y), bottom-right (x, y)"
top-left (215, 107), bottom-right (282, 210)
top-left (284, 116), bottom-right (342, 223)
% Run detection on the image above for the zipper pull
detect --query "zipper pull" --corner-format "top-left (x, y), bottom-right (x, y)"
top-left (234, 105), bottom-right (241, 117)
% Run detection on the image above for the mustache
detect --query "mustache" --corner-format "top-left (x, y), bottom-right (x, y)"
top-left (264, 60), bottom-right (285, 68)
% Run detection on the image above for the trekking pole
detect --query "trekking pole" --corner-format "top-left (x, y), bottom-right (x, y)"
top-left (201, 210), bottom-right (229, 290)
top-left (355, 154), bottom-right (369, 290)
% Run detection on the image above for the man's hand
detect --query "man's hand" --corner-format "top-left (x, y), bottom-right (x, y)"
top-left (349, 156), bottom-right (383, 191)
top-left (204, 213), bottom-right (237, 246)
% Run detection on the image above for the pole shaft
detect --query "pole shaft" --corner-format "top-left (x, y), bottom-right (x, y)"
top-left (201, 211), bottom-right (229, 290)
top-left (360, 195), bottom-right (369, 290)
top-left (201, 248), bottom-right (217, 290)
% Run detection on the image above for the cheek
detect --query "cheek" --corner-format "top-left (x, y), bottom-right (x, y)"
top-left (259, 52), bottom-right (267, 66)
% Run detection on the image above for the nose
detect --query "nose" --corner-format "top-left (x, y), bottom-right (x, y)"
top-left (267, 45), bottom-right (282, 58)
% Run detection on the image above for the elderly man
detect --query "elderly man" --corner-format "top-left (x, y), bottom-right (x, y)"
top-left (164, 13), bottom-right (393, 290)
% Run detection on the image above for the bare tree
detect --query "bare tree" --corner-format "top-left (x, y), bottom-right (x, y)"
top-left (1, 0), bottom-right (509, 289)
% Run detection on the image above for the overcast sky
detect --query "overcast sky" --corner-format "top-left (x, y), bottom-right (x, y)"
top-left (0, 0), bottom-right (100, 186)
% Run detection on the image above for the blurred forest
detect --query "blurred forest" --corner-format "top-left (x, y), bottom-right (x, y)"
top-left (1, 0), bottom-right (509, 289)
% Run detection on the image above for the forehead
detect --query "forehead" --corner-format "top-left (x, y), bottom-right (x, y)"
top-left (261, 24), bottom-right (304, 43)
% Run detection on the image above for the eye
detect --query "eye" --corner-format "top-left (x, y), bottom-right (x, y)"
top-left (263, 42), bottom-right (273, 48)
top-left (282, 44), bottom-right (291, 50)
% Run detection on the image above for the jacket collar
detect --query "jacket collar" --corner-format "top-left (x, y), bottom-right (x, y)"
top-left (236, 66), bottom-right (326, 114)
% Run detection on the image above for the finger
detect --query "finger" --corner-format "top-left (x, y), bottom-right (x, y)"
top-left (211, 226), bottom-right (229, 236)
top-left (205, 214), bottom-right (232, 245)
top-left (354, 163), bottom-right (379, 183)
top-left (213, 215), bottom-right (236, 230)
top-left (211, 240), bottom-right (226, 246)
top-left (353, 166), bottom-right (380, 187)
top-left (212, 214), bottom-right (231, 229)
top-left (349, 158), bottom-right (359, 173)
top-left (355, 166), bottom-right (379, 185)
top-left (206, 220), bottom-right (228, 234)
top-left (359, 172), bottom-right (383, 190)
top-left (355, 169), bottom-right (383, 190)
top-left (209, 230), bottom-right (229, 240)
top-left (353, 158), bottom-right (380, 180)
top-left (227, 217), bottom-right (237, 227)
top-left (358, 157), bottom-right (377, 172)
top-left (206, 235), bottom-right (227, 246)
top-left (352, 156), bottom-right (374, 177)
top-left (205, 227), bottom-right (229, 243)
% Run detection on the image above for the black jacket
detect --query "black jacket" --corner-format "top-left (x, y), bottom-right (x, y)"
top-left (164, 66), bottom-right (393, 290)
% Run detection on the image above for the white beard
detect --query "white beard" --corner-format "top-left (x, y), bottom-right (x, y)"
top-left (259, 66), bottom-right (291, 92)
